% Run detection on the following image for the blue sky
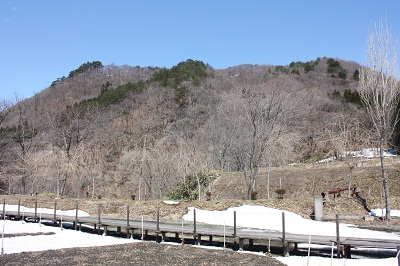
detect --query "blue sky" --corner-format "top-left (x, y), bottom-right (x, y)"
top-left (1, 1), bottom-right (399, 100)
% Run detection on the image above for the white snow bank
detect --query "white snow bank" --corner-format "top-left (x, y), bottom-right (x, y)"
top-left (182, 205), bottom-right (400, 240)
top-left (0, 204), bottom-right (90, 217)
top-left (371, 208), bottom-right (400, 218)
top-left (0, 219), bottom-right (134, 254)
top-left (162, 200), bottom-right (180, 205)
top-left (316, 148), bottom-right (396, 163)
top-left (277, 255), bottom-right (399, 266)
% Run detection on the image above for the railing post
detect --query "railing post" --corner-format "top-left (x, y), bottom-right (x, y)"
top-left (156, 207), bottom-right (161, 242)
top-left (282, 211), bottom-right (289, 257)
top-left (336, 214), bottom-right (341, 258)
top-left (34, 200), bottom-right (37, 221)
top-left (193, 209), bottom-right (197, 244)
top-left (396, 246), bottom-right (400, 266)
top-left (233, 211), bottom-right (237, 238)
top-left (233, 210), bottom-right (237, 250)
top-left (97, 204), bottom-right (101, 224)
top-left (54, 200), bottom-right (57, 221)
top-left (157, 207), bottom-right (160, 232)
top-left (2, 199), bottom-right (5, 219)
top-left (97, 204), bottom-right (101, 234)
top-left (126, 205), bottom-right (130, 238)
top-left (74, 201), bottom-right (78, 230)
top-left (17, 199), bottom-right (21, 218)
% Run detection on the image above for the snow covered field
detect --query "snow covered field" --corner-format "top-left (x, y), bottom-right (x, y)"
top-left (1, 204), bottom-right (400, 266)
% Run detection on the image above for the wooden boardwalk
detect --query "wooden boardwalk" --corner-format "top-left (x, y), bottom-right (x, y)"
top-left (2, 202), bottom-right (400, 258)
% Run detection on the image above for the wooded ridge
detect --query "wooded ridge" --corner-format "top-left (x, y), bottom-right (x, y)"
top-left (0, 57), bottom-right (394, 202)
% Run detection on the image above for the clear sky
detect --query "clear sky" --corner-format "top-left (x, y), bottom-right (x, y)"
top-left (1, 0), bottom-right (399, 100)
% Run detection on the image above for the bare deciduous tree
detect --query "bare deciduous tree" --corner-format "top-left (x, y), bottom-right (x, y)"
top-left (236, 78), bottom-right (303, 200)
top-left (324, 114), bottom-right (371, 195)
top-left (50, 104), bottom-right (98, 197)
top-left (357, 16), bottom-right (399, 220)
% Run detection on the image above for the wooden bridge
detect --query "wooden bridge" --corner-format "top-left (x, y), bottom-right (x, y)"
top-left (1, 200), bottom-right (400, 258)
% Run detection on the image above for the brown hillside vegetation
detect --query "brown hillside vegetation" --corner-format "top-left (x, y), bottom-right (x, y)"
top-left (2, 158), bottom-right (400, 230)
top-left (1, 57), bottom-right (399, 226)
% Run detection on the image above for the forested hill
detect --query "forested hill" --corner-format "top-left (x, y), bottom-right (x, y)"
top-left (0, 58), bottom-right (367, 199)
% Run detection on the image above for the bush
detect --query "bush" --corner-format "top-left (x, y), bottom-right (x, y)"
top-left (166, 170), bottom-right (215, 201)
top-left (251, 191), bottom-right (258, 200)
top-left (275, 188), bottom-right (286, 199)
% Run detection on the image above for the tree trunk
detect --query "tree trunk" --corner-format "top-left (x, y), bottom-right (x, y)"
top-left (247, 167), bottom-right (259, 200)
top-left (60, 173), bottom-right (67, 196)
top-left (347, 166), bottom-right (354, 196)
top-left (196, 173), bottom-right (201, 201)
top-left (380, 142), bottom-right (391, 220)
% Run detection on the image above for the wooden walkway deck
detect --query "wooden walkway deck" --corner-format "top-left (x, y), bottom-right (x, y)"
top-left (2, 201), bottom-right (400, 258)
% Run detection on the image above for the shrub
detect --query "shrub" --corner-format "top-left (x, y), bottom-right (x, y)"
top-left (166, 170), bottom-right (215, 201)
top-left (275, 188), bottom-right (286, 199)
top-left (251, 191), bottom-right (258, 200)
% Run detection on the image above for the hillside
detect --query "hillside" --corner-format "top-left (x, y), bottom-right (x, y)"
top-left (1, 57), bottom-right (395, 210)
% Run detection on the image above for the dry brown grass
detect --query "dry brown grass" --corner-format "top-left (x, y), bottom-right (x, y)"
top-left (2, 158), bottom-right (400, 228)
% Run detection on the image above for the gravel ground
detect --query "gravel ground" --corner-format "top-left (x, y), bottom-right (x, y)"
top-left (0, 242), bottom-right (286, 266)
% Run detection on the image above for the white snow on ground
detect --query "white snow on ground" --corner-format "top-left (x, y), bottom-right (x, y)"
top-left (183, 205), bottom-right (400, 240)
top-left (0, 219), bottom-right (134, 254)
top-left (1, 204), bottom-right (400, 266)
top-left (277, 256), bottom-right (399, 266)
top-left (316, 147), bottom-right (396, 163)
top-left (1, 204), bottom-right (90, 217)
top-left (371, 209), bottom-right (400, 218)
top-left (183, 205), bottom-right (400, 266)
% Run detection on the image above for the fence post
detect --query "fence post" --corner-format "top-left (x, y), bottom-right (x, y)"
top-left (74, 201), bottom-right (78, 230)
top-left (17, 199), bottom-right (21, 218)
top-left (282, 212), bottom-right (289, 257)
top-left (336, 214), bottom-right (341, 258)
top-left (233, 211), bottom-right (237, 238)
top-left (34, 200), bottom-right (37, 221)
top-left (193, 209), bottom-right (197, 244)
top-left (396, 246), bottom-right (400, 266)
top-left (97, 204), bottom-right (101, 234)
top-left (53, 201), bottom-right (57, 222)
top-left (157, 207), bottom-right (160, 232)
top-left (97, 204), bottom-right (101, 224)
top-left (2, 199), bottom-right (5, 219)
top-left (126, 205), bottom-right (130, 238)
top-left (156, 207), bottom-right (161, 242)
